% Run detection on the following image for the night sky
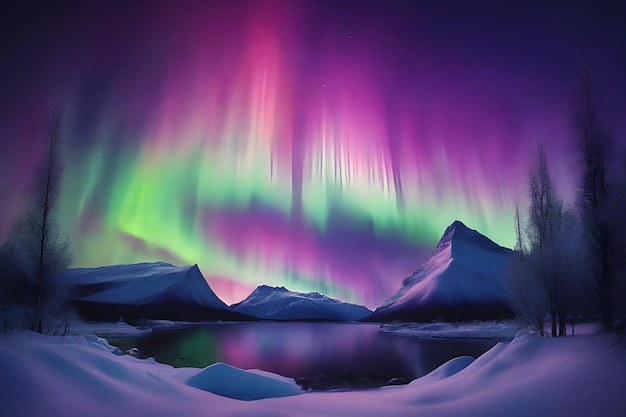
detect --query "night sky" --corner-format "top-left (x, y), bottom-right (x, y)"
top-left (1, 0), bottom-right (625, 308)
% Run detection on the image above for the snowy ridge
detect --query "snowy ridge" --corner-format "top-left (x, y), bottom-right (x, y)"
top-left (62, 262), bottom-right (250, 321)
top-left (368, 221), bottom-right (514, 322)
top-left (231, 285), bottom-right (372, 321)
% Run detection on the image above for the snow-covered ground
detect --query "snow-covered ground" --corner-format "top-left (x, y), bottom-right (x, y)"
top-left (2, 303), bottom-right (154, 338)
top-left (380, 321), bottom-right (520, 339)
top-left (65, 319), bottom-right (153, 338)
top-left (1, 328), bottom-right (625, 417)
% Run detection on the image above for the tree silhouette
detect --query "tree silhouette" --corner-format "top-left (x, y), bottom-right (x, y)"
top-left (18, 109), bottom-right (73, 334)
top-left (506, 143), bottom-right (582, 336)
top-left (574, 65), bottom-right (618, 332)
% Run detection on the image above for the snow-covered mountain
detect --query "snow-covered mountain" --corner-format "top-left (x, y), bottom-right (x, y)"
top-left (367, 221), bottom-right (514, 322)
top-left (231, 285), bottom-right (372, 321)
top-left (62, 262), bottom-right (253, 321)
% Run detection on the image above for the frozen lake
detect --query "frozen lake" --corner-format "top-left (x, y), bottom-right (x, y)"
top-left (111, 322), bottom-right (499, 389)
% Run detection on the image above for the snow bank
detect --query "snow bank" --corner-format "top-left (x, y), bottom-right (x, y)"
top-left (186, 362), bottom-right (302, 400)
top-left (66, 319), bottom-right (153, 338)
top-left (1, 330), bottom-right (625, 417)
top-left (380, 321), bottom-right (519, 339)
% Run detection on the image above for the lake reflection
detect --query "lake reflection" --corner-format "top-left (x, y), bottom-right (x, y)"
top-left (111, 322), bottom-right (498, 387)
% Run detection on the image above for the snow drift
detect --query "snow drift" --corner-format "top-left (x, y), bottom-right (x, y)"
top-left (62, 262), bottom-right (252, 321)
top-left (368, 221), bottom-right (514, 322)
top-left (186, 362), bottom-right (302, 400)
top-left (231, 285), bottom-right (372, 321)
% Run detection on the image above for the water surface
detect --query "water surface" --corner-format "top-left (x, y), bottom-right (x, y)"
top-left (111, 322), bottom-right (499, 389)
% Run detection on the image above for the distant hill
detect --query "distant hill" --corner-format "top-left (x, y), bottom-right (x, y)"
top-left (232, 285), bottom-right (372, 321)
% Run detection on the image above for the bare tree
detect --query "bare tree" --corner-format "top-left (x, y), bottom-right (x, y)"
top-left (506, 205), bottom-right (547, 335)
top-left (17, 110), bottom-right (73, 334)
top-left (552, 207), bottom-right (587, 336)
top-left (528, 142), bottom-right (565, 336)
top-left (604, 160), bottom-right (626, 330)
top-left (506, 142), bottom-right (579, 336)
top-left (574, 65), bottom-right (617, 331)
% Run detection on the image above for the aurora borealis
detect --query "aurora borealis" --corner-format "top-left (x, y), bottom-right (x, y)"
top-left (1, 1), bottom-right (625, 308)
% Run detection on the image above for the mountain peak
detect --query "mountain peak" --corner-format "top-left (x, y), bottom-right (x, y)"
top-left (437, 220), bottom-right (503, 253)
top-left (443, 220), bottom-right (474, 238)
top-left (367, 221), bottom-right (514, 322)
top-left (255, 285), bottom-right (288, 294)
top-left (450, 219), bottom-right (468, 229)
